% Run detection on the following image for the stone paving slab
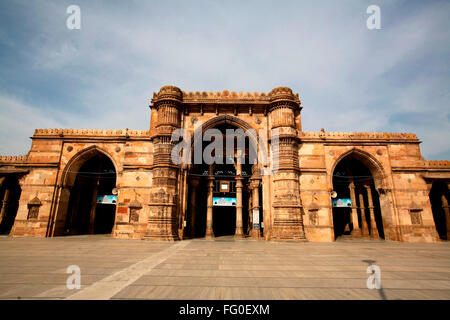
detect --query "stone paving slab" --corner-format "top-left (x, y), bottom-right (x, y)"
top-left (0, 235), bottom-right (172, 299)
top-left (0, 235), bottom-right (449, 300)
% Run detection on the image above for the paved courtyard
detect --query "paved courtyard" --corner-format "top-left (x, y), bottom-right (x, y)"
top-left (0, 235), bottom-right (449, 300)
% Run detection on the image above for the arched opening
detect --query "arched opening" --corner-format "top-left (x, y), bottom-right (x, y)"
top-left (186, 118), bottom-right (261, 239)
top-left (58, 151), bottom-right (117, 236)
top-left (332, 154), bottom-right (385, 240)
top-left (429, 181), bottom-right (449, 240)
top-left (0, 176), bottom-right (21, 235)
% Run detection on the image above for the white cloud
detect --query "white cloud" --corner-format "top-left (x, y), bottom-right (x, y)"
top-left (0, 93), bottom-right (64, 154)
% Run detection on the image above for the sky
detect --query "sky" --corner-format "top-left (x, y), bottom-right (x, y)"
top-left (0, 0), bottom-right (449, 160)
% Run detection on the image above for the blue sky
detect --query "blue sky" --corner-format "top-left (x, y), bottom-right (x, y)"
top-left (0, 0), bottom-right (449, 159)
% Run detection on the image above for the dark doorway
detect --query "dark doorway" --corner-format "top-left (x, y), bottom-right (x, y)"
top-left (332, 207), bottom-right (351, 238)
top-left (211, 162), bottom-right (239, 237)
top-left (430, 182), bottom-right (449, 240)
top-left (64, 153), bottom-right (116, 235)
top-left (213, 206), bottom-right (236, 236)
top-left (0, 176), bottom-right (21, 235)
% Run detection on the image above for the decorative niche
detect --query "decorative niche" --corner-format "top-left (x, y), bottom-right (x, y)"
top-left (308, 201), bottom-right (320, 226)
top-left (409, 201), bottom-right (423, 225)
top-left (128, 199), bottom-right (143, 223)
top-left (27, 197), bottom-right (42, 220)
top-left (409, 210), bottom-right (423, 225)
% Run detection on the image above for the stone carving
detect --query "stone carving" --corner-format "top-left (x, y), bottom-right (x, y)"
top-left (0, 155), bottom-right (28, 163)
top-left (27, 197), bottom-right (41, 220)
top-left (150, 188), bottom-right (176, 204)
top-left (309, 211), bottom-right (319, 226)
top-left (410, 210), bottom-right (422, 225)
top-left (128, 199), bottom-right (142, 223)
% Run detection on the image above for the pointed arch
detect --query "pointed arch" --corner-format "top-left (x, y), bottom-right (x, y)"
top-left (330, 147), bottom-right (389, 240)
top-left (53, 145), bottom-right (118, 236)
top-left (331, 148), bottom-right (387, 190)
top-left (190, 115), bottom-right (261, 167)
top-left (61, 145), bottom-right (118, 188)
top-left (200, 115), bottom-right (255, 132)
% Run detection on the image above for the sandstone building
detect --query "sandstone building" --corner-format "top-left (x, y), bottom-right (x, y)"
top-left (0, 86), bottom-right (449, 242)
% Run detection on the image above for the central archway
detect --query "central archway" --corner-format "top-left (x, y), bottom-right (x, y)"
top-left (186, 117), bottom-right (262, 239)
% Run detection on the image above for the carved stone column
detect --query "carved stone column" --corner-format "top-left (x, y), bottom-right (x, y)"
top-left (0, 177), bottom-right (4, 223)
top-left (205, 174), bottom-right (215, 239)
top-left (189, 177), bottom-right (200, 237)
top-left (145, 86), bottom-right (183, 241)
top-left (365, 184), bottom-right (379, 239)
top-left (359, 190), bottom-right (369, 237)
top-left (247, 184), bottom-right (253, 235)
top-left (250, 178), bottom-right (261, 239)
top-left (349, 182), bottom-right (361, 237)
top-left (441, 193), bottom-right (450, 240)
top-left (269, 87), bottom-right (306, 241)
top-left (235, 177), bottom-right (244, 239)
top-left (88, 162), bottom-right (101, 234)
top-left (0, 188), bottom-right (10, 225)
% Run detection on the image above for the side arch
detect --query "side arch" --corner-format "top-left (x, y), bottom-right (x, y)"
top-left (52, 145), bottom-right (118, 236)
top-left (60, 145), bottom-right (119, 188)
top-left (429, 181), bottom-right (449, 240)
top-left (330, 148), bottom-right (388, 191)
top-left (329, 147), bottom-right (393, 240)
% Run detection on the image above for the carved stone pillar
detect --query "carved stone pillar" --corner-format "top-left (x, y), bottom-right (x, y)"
top-left (0, 188), bottom-right (10, 225)
top-left (359, 190), bottom-right (369, 237)
top-left (250, 179), bottom-right (261, 239)
top-left (349, 182), bottom-right (361, 237)
top-left (205, 175), bottom-right (215, 239)
top-left (145, 86), bottom-right (183, 241)
top-left (235, 177), bottom-right (244, 239)
top-left (441, 193), bottom-right (450, 240)
top-left (269, 87), bottom-right (306, 241)
top-left (365, 185), bottom-right (379, 239)
top-left (247, 185), bottom-right (253, 235)
top-left (189, 178), bottom-right (200, 237)
top-left (88, 170), bottom-right (100, 234)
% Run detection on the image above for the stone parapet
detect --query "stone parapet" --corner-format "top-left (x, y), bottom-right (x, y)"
top-left (300, 131), bottom-right (418, 141)
top-left (151, 88), bottom-right (300, 104)
top-left (426, 160), bottom-right (450, 168)
top-left (0, 155), bottom-right (28, 163)
top-left (32, 128), bottom-right (149, 137)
